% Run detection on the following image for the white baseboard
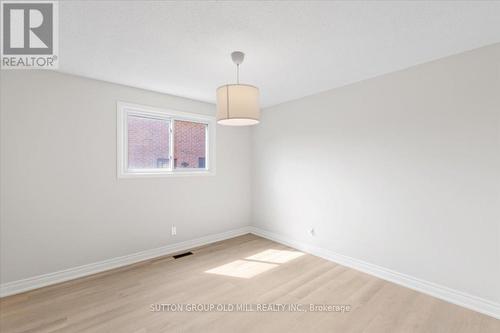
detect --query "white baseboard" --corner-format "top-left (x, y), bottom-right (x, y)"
top-left (0, 226), bottom-right (251, 298)
top-left (250, 226), bottom-right (500, 320)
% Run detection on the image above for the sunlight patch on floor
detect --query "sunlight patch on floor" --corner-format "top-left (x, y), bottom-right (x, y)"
top-left (245, 249), bottom-right (305, 264)
top-left (205, 259), bottom-right (278, 278)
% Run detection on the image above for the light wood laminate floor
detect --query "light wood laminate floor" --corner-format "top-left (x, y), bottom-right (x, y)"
top-left (1, 234), bottom-right (498, 332)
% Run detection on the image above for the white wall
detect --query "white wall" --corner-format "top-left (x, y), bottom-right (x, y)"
top-left (0, 71), bottom-right (252, 283)
top-left (252, 44), bottom-right (500, 303)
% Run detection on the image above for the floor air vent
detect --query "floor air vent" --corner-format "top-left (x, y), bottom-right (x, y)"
top-left (173, 251), bottom-right (193, 259)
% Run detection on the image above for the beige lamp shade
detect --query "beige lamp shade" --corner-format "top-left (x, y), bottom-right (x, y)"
top-left (216, 84), bottom-right (260, 126)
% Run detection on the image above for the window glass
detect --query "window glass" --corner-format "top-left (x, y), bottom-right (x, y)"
top-left (174, 120), bottom-right (207, 169)
top-left (127, 115), bottom-right (170, 169)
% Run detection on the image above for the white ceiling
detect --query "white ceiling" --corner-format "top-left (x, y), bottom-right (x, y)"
top-left (59, 1), bottom-right (500, 108)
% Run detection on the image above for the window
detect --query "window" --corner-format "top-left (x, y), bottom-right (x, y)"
top-left (117, 102), bottom-right (215, 177)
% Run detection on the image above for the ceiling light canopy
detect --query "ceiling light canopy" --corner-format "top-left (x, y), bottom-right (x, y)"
top-left (216, 51), bottom-right (260, 126)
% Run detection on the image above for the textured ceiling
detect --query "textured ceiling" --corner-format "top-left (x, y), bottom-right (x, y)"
top-left (59, 1), bottom-right (500, 107)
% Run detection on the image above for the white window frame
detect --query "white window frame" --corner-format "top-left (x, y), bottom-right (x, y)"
top-left (117, 101), bottom-right (216, 178)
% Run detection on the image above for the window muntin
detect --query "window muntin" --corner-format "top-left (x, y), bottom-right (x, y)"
top-left (117, 102), bottom-right (215, 177)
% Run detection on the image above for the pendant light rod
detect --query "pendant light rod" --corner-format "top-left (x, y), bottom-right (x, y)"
top-left (231, 51), bottom-right (245, 84)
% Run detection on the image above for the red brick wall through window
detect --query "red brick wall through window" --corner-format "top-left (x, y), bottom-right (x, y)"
top-left (174, 120), bottom-right (206, 169)
top-left (127, 115), bottom-right (206, 169)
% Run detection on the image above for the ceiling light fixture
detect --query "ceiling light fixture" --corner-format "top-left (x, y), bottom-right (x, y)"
top-left (216, 51), bottom-right (260, 126)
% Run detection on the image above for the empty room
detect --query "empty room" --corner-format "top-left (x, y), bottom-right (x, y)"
top-left (0, 1), bottom-right (499, 332)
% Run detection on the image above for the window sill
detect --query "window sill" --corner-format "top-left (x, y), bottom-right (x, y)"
top-left (118, 170), bottom-right (215, 179)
